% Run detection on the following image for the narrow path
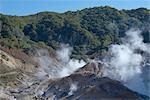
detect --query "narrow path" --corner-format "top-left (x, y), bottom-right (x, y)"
top-left (0, 71), bottom-right (17, 77)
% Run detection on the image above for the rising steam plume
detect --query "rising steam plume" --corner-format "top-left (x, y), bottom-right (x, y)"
top-left (34, 45), bottom-right (86, 79)
top-left (103, 29), bottom-right (150, 96)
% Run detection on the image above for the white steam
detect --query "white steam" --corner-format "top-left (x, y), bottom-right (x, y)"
top-left (35, 46), bottom-right (86, 79)
top-left (34, 49), bottom-right (53, 80)
top-left (103, 29), bottom-right (150, 96)
top-left (56, 46), bottom-right (86, 77)
top-left (104, 29), bottom-right (149, 80)
top-left (68, 83), bottom-right (78, 96)
top-left (56, 46), bottom-right (72, 63)
top-left (105, 44), bottom-right (142, 80)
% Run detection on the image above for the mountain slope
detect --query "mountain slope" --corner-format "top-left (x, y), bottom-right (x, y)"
top-left (0, 6), bottom-right (150, 59)
top-left (0, 50), bottom-right (149, 100)
top-left (41, 61), bottom-right (149, 100)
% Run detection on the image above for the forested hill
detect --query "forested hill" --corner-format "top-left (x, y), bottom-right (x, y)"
top-left (0, 6), bottom-right (150, 59)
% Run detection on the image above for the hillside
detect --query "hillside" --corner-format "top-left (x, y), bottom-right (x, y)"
top-left (0, 6), bottom-right (150, 99)
top-left (0, 49), bottom-right (149, 99)
top-left (0, 6), bottom-right (150, 59)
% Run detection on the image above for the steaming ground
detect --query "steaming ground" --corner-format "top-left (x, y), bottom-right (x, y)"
top-left (27, 46), bottom-right (85, 97)
top-left (102, 29), bottom-right (150, 96)
top-left (34, 46), bottom-right (86, 79)
top-left (33, 29), bottom-right (149, 97)
top-left (33, 29), bottom-right (150, 97)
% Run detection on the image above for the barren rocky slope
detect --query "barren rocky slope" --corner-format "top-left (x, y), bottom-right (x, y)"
top-left (0, 49), bottom-right (149, 100)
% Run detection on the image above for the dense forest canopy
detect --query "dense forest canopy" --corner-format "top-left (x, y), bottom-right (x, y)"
top-left (0, 6), bottom-right (150, 59)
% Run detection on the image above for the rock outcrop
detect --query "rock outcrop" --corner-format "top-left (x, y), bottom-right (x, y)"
top-left (41, 60), bottom-right (149, 100)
